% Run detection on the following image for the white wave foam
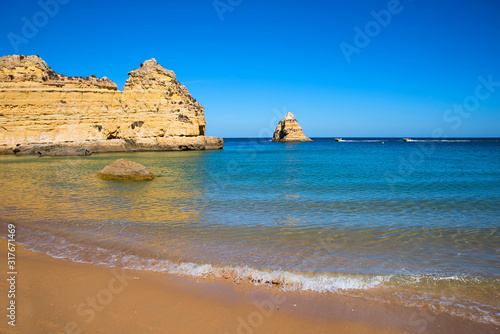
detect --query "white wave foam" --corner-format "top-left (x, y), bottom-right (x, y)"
top-left (9, 228), bottom-right (389, 293)
top-left (118, 254), bottom-right (390, 292)
top-left (4, 228), bottom-right (499, 326)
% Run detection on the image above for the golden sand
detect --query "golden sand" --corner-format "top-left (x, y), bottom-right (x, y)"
top-left (0, 238), bottom-right (496, 334)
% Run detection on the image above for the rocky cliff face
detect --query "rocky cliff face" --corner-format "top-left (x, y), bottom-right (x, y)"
top-left (0, 55), bottom-right (213, 151)
top-left (272, 112), bottom-right (312, 142)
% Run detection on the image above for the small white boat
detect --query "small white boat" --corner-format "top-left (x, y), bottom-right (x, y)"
top-left (335, 138), bottom-right (344, 142)
top-left (403, 138), bottom-right (413, 142)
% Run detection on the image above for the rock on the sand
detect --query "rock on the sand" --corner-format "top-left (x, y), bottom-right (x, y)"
top-left (97, 159), bottom-right (156, 181)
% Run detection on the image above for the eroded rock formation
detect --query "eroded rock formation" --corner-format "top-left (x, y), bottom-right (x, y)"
top-left (13, 137), bottom-right (224, 156)
top-left (272, 112), bottom-right (312, 142)
top-left (0, 55), bottom-right (223, 154)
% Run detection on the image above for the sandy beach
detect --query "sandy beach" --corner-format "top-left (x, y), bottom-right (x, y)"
top-left (0, 238), bottom-right (496, 334)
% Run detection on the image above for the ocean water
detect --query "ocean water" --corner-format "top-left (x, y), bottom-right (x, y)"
top-left (0, 138), bottom-right (499, 325)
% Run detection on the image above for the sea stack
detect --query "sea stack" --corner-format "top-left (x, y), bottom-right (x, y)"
top-left (0, 55), bottom-right (223, 155)
top-left (272, 112), bottom-right (312, 142)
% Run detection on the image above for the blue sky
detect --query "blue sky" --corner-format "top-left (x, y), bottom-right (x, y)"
top-left (1, 0), bottom-right (499, 137)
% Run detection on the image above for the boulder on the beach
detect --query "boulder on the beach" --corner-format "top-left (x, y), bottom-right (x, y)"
top-left (272, 112), bottom-right (312, 142)
top-left (97, 159), bottom-right (156, 181)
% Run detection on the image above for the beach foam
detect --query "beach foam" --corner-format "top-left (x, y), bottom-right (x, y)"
top-left (5, 226), bottom-right (499, 326)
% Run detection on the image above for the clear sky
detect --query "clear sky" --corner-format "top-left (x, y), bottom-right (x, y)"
top-left (1, 0), bottom-right (499, 137)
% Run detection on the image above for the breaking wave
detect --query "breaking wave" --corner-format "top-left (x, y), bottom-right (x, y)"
top-left (4, 226), bottom-right (499, 326)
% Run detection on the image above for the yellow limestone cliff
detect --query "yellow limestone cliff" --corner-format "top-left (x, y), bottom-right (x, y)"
top-left (0, 55), bottom-right (223, 155)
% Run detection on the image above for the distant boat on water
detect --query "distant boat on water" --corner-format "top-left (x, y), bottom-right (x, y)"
top-left (335, 138), bottom-right (344, 142)
top-left (403, 138), bottom-right (413, 142)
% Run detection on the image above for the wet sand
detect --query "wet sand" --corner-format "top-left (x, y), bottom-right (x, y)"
top-left (0, 239), bottom-right (497, 334)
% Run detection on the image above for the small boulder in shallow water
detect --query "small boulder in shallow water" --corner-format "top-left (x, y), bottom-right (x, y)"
top-left (97, 159), bottom-right (156, 181)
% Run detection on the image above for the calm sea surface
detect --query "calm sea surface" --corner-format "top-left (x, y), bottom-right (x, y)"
top-left (0, 138), bottom-right (499, 324)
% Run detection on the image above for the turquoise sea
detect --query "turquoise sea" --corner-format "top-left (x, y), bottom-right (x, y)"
top-left (0, 138), bottom-right (499, 325)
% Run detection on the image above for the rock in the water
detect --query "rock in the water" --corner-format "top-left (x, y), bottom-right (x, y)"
top-left (12, 137), bottom-right (224, 156)
top-left (97, 159), bottom-right (156, 181)
top-left (12, 143), bottom-right (92, 156)
top-left (272, 112), bottom-right (312, 142)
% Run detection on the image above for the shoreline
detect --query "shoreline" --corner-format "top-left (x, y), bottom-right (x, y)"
top-left (0, 136), bottom-right (224, 156)
top-left (1, 238), bottom-right (497, 333)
